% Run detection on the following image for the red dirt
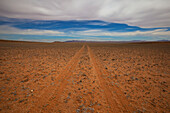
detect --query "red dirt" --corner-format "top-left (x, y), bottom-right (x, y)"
top-left (0, 41), bottom-right (169, 113)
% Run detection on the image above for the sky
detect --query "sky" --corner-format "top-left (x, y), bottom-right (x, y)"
top-left (0, 0), bottom-right (170, 42)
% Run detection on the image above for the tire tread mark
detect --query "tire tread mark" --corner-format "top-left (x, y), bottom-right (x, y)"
top-left (88, 46), bottom-right (134, 113)
top-left (42, 45), bottom-right (86, 113)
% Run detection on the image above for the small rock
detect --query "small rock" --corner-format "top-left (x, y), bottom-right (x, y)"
top-left (76, 109), bottom-right (80, 113)
top-left (30, 89), bottom-right (34, 92)
top-left (19, 99), bottom-right (27, 103)
top-left (0, 72), bottom-right (4, 74)
top-left (21, 78), bottom-right (29, 82)
top-left (64, 100), bottom-right (68, 103)
top-left (68, 93), bottom-right (71, 96)
top-left (163, 89), bottom-right (166, 92)
top-left (82, 74), bottom-right (86, 76)
top-left (130, 76), bottom-right (135, 80)
top-left (14, 98), bottom-right (18, 101)
top-left (43, 104), bottom-right (49, 107)
top-left (6, 78), bottom-right (11, 81)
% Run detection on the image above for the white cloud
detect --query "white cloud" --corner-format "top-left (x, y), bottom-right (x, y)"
top-left (0, 25), bottom-right (64, 36)
top-left (0, 0), bottom-right (169, 27)
top-left (17, 38), bottom-right (57, 42)
top-left (0, 25), bottom-right (169, 41)
top-left (75, 29), bottom-right (170, 37)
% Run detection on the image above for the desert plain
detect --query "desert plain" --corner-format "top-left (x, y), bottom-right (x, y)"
top-left (0, 40), bottom-right (169, 113)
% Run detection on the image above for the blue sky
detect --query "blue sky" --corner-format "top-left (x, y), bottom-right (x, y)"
top-left (0, 0), bottom-right (170, 42)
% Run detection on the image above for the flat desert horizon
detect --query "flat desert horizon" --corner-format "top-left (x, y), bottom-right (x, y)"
top-left (0, 40), bottom-right (169, 113)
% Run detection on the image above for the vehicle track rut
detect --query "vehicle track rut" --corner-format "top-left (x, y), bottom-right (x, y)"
top-left (12, 45), bottom-right (135, 113)
top-left (87, 45), bottom-right (135, 113)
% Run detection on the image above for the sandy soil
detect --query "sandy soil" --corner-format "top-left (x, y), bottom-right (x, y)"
top-left (89, 43), bottom-right (170, 113)
top-left (0, 41), bottom-right (169, 113)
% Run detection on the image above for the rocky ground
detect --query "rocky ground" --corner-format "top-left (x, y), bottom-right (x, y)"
top-left (89, 43), bottom-right (170, 113)
top-left (0, 41), bottom-right (169, 113)
top-left (0, 41), bottom-right (82, 112)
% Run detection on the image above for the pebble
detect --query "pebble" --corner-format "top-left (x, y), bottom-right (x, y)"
top-left (43, 104), bottom-right (49, 107)
top-left (19, 99), bottom-right (27, 103)
top-left (30, 89), bottom-right (34, 92)
top-left (76, 109), bottom-right (81, 113)
top-left (21, 78), bottom-right (29, 82)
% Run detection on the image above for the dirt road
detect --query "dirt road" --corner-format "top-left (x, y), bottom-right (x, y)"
top-left (18, 45), bottom-right (134, 113)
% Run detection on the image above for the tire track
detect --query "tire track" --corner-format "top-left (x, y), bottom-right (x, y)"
top-left (66, 46), bottom-right (110, 113)
top-left (87, 45), bottom-right (135, 113)
top-left (41, 45), bottom-right (86, 113)
top-left (35, 45), bottom-right (85, 113)
top-left (13, 45), bottom-right (85, 113)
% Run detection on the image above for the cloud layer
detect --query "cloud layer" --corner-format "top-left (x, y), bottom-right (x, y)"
top-left (0, 0), bottom-right (169, 42)
top-left (0, 0), bottom-right (170, 27)
top-left (0, 17), bottom-right (169, 42)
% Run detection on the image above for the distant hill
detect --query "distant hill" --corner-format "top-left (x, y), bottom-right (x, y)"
top-left (64, 40), bottom-right (170, 43)
top-left (1, 39), bottom-right (169, 44)
top-left (52, 41), bottom-right (64, 43)
top-left (64, 40), bottom-right (144, 43)
top-left (65, 40), bottom-right (87, 42)
top-left (156, 40), bottom-right (170, 42)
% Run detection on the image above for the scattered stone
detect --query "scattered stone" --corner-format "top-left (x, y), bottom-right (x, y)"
top-left (163, 89), bottom-right (166, 92)
top-left (11, 91), bottom-right (17, 96)
top-left (64, 99), bottom-right (68, 103)
top-left (0, 72), bottom-right (4, 74)
top-left (51, 82), bottom-right (54, 85)
top-left (21, 78), bottom-right (29, 83)
top-left (68, 93), bottom-right (71, 96)
top-left (43, 75), bottom-right (48, 79)
top-left (130, 76), bottom-right (135, 80)
top-left (76, 109), bottom-right (80, 113)
top-left (82, 74), bottom-right (86, 76)
top-left (30, 89), bottom-right (34, 92)
top-left (19, 99), bottom-right (27, 103)
top-left (50, 96), bottom-right (56, 101)
top-left (51, 77), bottom-right (54, 81)
top-left (6, 78), bottom-right (11, 81)
top-left (67, 96), bottom-right (70, 99)
top-left (43, 104), bottom-right (49, 107)
top-left (14, 98), bottom-right (18, 101)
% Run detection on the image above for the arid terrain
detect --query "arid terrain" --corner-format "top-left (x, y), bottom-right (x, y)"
top-left (0, 40), bottom-right (169, 113)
